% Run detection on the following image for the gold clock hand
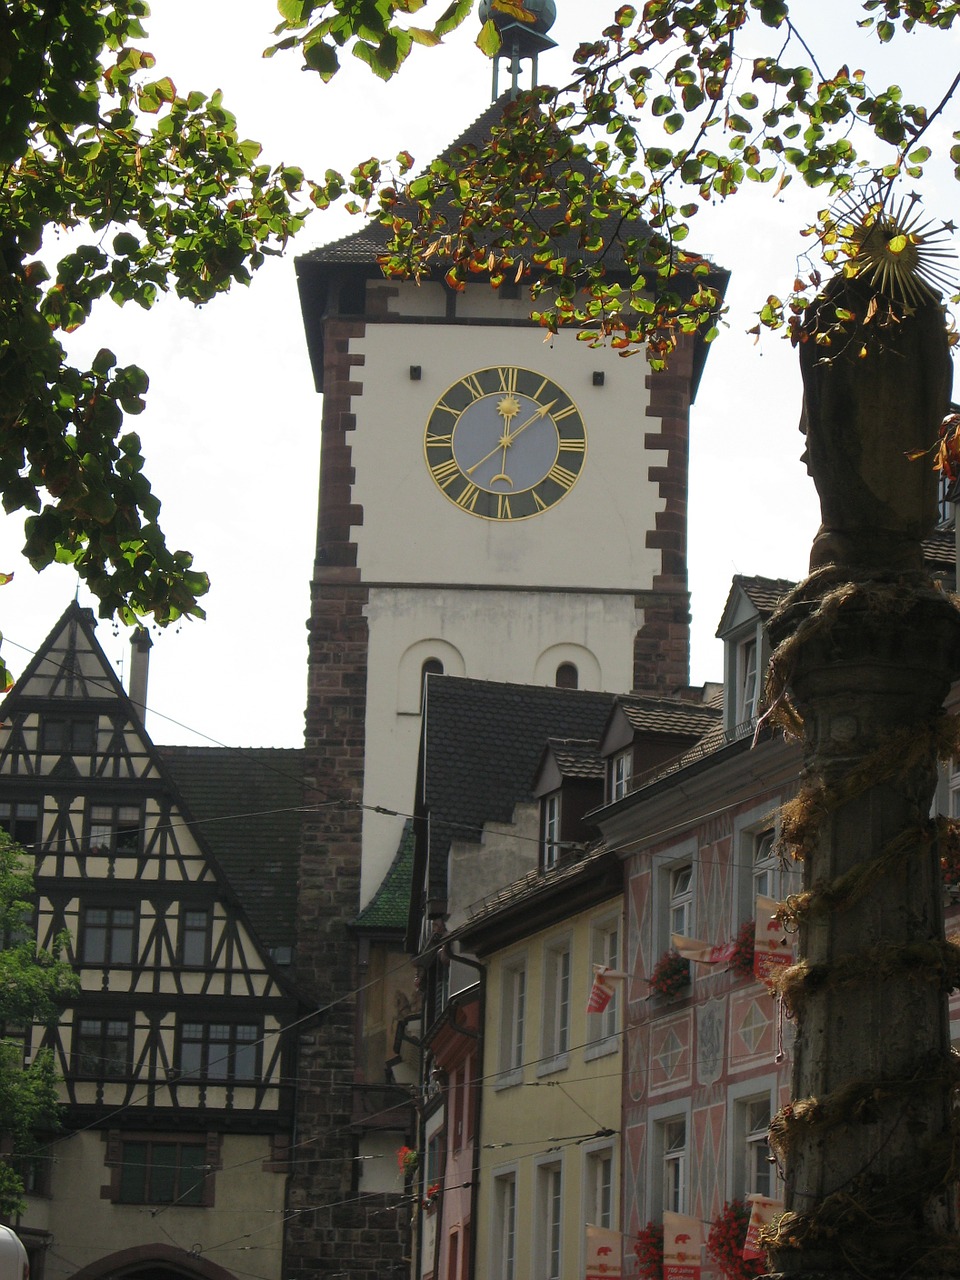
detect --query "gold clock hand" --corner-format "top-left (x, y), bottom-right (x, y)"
top-left (464, 401), bottom-right (557, 477)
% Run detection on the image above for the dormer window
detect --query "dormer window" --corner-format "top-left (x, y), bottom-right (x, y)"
top-left (737, 636), bottom-right (759, 727)
top-left (610, 749), bottom-right (632, 802)
top-left (541, 793), bottom-right (561, 870)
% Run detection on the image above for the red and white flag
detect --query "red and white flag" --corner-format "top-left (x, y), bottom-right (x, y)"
top-left (743, 1194), bottom-right (783, 1260)
top-left (671, 933), bottom-right (736, 966)
top-left (754, 896), bottom-right (793, 985)
top-left (663, 1212), bottom-right (702, 1280)
top-left (586, 965), bottom-right (627, 1014)
top-left (585, 1224), bottom-right (622, 1279)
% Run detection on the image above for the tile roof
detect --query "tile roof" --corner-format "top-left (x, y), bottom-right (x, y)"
top-left (158, 746), bottom-right (304, 958)
top-left (354, 820), bottom-right (415, 932)
top-left (734, 574), bottom-right (797, 618)
top-left (545, 737), bottom-right (603, 779)
top-left (417, 677), bottom-right (616, 905)
top-left (616, 694), bottom-right (721, 737)
top-left (298, 97), bottom-right (661, 275)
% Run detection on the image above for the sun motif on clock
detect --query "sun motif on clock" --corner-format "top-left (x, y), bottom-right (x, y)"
top-left (423, 365), bottom-right (587, 521)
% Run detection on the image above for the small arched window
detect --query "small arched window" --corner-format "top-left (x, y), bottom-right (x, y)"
top-left (555, 662), bottom-right (578, 690)
top-left (421, 658), bottom-right (444, 700)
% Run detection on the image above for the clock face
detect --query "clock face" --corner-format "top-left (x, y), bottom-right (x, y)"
top-left (424, 365), bottom-right (587, 521)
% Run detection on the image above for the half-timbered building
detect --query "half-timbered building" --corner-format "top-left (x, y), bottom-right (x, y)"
top-left (0, 604), bottom-right (302, 1280)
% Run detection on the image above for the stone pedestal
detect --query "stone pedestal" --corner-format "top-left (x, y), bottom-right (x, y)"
top-left (765, 580), bottom-right (960, 1280)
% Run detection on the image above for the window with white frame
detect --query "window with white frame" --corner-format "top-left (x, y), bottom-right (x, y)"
top-left (752, 827), bottom-right (778, 901)
top-left (498, 958), bottom-right (526, 1082)
top-left (670, 865), bottom-right (693, 939)
top-left (538, 1160), bottom-right (563, 1280)
top-left (494, 1171), bottom-right (518, 1280)
top-left (660, 1116), bottom-right (687, 1216)
top-left (610, 749), bottom-right (633, 802)
top-left (736, 634), bottom-right (759, 727)
top-left (585, 1145), bottom-right (615, 1229)
top-left (541, 940), bottom-right (571, 1067)
top-left (948, 758), bottom-right (960, 818)
top-left (733, 1092), bottom-right (774, 1200)
top-left (734, 806), bottom-right (793, 925)
top-left (588, 917), bottom-right (620, 1046)
top-left (542, 793), bottom-right (561, 869)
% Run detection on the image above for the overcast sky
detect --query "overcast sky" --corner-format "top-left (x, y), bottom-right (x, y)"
top-left (4, 2), bottom-right (956, 748)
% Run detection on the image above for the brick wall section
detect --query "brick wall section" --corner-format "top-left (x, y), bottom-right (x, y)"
top-left (634, 334), bottom-right (695, 695)
top-left (287, 314), bottom-right (409, 1280)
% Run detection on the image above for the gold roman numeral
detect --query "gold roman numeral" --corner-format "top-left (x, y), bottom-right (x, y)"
top-left (497, 493), bottom-right (513, 520)
top-left (460, 372), bottom-right (485, 400)
top-left (552, 403), bottom-right (578, 421)
top-left (534, 377), bottom-right (550, 400)
top-left (434, 399), bottom-right (460, 418)
top-left (425, 432), bottom-right (453, 448)
top-left (455, 482), bottom-right (480, 511)
top-left (431, 458), bottom-right (461, 489)
top-left (533, 489), bottom-right (549, 512)
top-left (498, 366), bottom-right (518, 393)
top-left (547, 464), bottom-right (578, 490)
top-left (559, 436), bottom-right (586, 453)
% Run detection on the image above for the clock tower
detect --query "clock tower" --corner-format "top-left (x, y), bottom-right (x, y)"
top-left (287, 97), bottom-right (725, 1279)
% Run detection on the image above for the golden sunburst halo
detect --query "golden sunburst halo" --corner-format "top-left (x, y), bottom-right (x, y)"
top-left (497, 394), bottom-right (521, 421)
top-left (829, 190), bottom-right (957, 307)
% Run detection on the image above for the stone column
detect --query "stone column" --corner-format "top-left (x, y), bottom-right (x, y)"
top-left (767, 583), bottom-right (960, 1277)
top-left (763, 268), bottom-right (960, 1279)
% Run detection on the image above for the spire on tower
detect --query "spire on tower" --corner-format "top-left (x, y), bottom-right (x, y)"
top-left (479, 0), bottom-right (557, 100)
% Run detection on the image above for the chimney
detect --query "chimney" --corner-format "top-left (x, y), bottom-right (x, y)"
top-left (129, 628), bottom-right (152, 717)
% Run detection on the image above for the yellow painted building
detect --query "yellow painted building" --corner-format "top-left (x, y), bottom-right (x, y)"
top-left (460, 853), bottom-right (623, 1280)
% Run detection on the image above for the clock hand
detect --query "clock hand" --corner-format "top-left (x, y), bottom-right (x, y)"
top-left (464, 401), bottom-right (557, 477)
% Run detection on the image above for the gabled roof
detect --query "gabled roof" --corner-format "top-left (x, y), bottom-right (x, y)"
top-left (543, 737), bottom-right (604, 780)
top-left (1, 603), bottom-right (303, 973)
top-left (716, 574), bottom-right (796, 637)
top-left (409, 676), bottom-right (615, 940)
top-left (296, 97), bottom-right (728, 396)
top-left (158, 745), bottom-right (304, 957)
top-left (298, 96), bottom-right (657, 273)
top-left (615, 693), bottom-right (722, 739)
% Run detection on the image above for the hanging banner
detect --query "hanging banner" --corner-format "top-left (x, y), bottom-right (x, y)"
top-left (586, 965), bottom-right (628, 1014)
top-left (585, 1223), bottom-right (622, 1280)
top-left (663, 1212), bottom-right (702, 1280)
top-left (754, 895), bottom-right (794, 985)
top-left (671, 933), bottom-right (736, 966)
top-left (743, 1194), bottom-right (783, 1260)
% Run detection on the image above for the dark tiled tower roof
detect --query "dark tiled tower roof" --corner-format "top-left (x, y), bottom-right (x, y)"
top-left (414, 677), bottom-right (615, 913)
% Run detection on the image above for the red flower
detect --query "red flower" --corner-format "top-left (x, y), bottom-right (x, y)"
top-left (649, 949), bottom-right (691, 999)
top-left (633, 1221), bottom-right (664, 1280)
top-left (707, 1200), bottom-right (766, 1280)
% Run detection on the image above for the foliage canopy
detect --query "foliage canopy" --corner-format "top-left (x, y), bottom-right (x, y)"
top-left (282, 0), bottom-right (960, 364)
top-left (0, 829), bottom-right (77, 1216)
top-left (1, 1), bottom-right (313, 627)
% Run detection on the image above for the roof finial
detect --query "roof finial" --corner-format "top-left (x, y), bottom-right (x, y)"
top-left (479, 0), bottom-right (557, 101)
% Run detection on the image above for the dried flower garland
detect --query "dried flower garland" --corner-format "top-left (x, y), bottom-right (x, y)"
top-left (707, 1200), bottom-right (765, 1280)
top-left (757, 574), bottom-right (960, 1277)
top-left (648, 949), bottom-right (691, 999)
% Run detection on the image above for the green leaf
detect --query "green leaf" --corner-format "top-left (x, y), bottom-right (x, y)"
top-left (476, 18), bottom-right (502, 56)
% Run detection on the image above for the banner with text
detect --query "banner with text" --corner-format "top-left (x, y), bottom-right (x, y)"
top-left (754, 895), bottom-right (793, 985)
top-left (663, 1212), bottom-right (702, 1280)
top-left (743, 1194), bottom-right (783, 1260)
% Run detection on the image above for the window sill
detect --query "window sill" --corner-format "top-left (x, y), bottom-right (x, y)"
top-left (583, 1037), bottom-right (619, 1063)
top-left (493, 1069), bottom-right (522, 1092)
top-left (535, 1052), bottom-right (569, 1079)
